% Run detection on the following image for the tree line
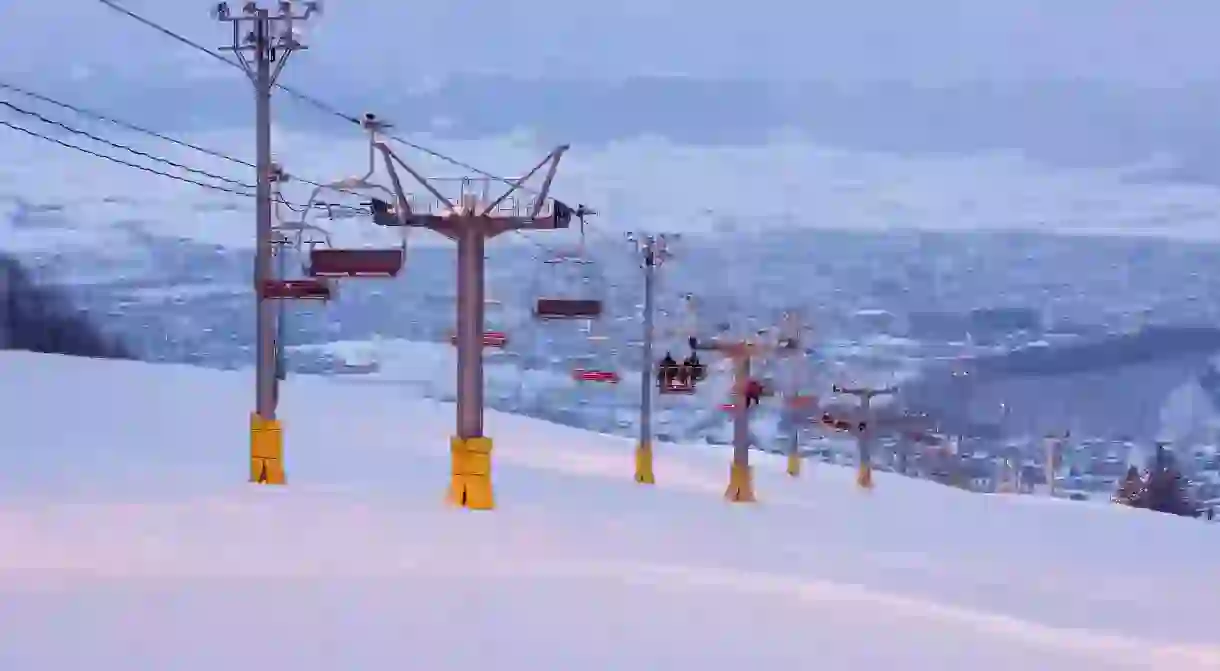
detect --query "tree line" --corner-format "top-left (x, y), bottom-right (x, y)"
top-left (1, 253), bottom-right (132, 360)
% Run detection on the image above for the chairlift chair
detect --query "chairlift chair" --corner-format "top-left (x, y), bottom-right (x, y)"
top-left (309, 247), bottom-right (405, 278)
top-left (533, 255), bottom-right (604, 319)
top-left (260, 278), bottom-right (332, 301)
top-left (570, 331), bottom-right (620, 384)
top-left (287, 115), bottom-right (409, 280)
top-left (573, 369), bottom-right (621, 383)
top-left (660, 381), bottom-right (696, 394)
top-left (448, 330), bottom-right (509, 349)
top-left (786, 393), bottom-right (816, 408)
top-left (656, 361), bottom-right (697, 394)
top-left (532, 207), bottom-right (605, 320)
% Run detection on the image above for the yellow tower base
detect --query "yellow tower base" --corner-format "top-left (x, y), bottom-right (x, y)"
top-left (447, 436), bottom-right (495, 510)
top-left (249, 412), bottom-right (286, 485)
top-left (786, 452), bottom-right (801, 477)
top-left (856, 463), bottom-right (874, 490)
top-left (724, 462), bottom-right (756, 503)
top-left (634, 441), bottom-right (656, 484)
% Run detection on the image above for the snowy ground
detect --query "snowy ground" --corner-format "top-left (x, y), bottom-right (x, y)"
top-left (1, 352), bottom-right (1218, 670)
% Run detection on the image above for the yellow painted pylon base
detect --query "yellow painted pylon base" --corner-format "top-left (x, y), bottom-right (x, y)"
top-left (634, 442), bottom-right (656, 484)
top-left (786, 452), bottom-right (801, 477)
top-left (856, 463), bottom-right (874, 490)
top-left (724, 462), bottom-right (756, 503)
top-left (446, 436), bottom-right (495, 510)
top-left (249, 412), bottom-right (286, 485)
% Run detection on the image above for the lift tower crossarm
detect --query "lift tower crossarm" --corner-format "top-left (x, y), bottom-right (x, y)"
top-left (374, 142), bottom-right (573, 236)
top-left (479, 145), bottom-right (569, 218)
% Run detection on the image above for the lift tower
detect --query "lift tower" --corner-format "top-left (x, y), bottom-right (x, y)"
top-left (215, 0), bottom-right (318, 485)
top-left (831, 384), bottom-right (896, 489)
top-left (365, 125), bottom-right (574, 509)
top-left (694, 333), bottom-right (777, 503)
top-left (774, 310), bottom-right (811, 477)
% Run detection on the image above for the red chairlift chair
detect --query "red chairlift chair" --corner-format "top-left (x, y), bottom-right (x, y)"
top-left (657, 377), bottom-right (696, 395)
top-left (308, 247), bottom-right (405, 278)
top-left (447, 330), bottom-right (509, 349)
top-left (532, 248), bottom-right (605, 320)
top-left (572, 368), bottom-right (620, 384)
top-left (535, 297), bottom-right (604, 320)
top-left (786, 393), bottom-right (816, 408)
top-left (819, 413), bottom-right (867, 434)
top-left (260, 278), bottom-right (332, 301)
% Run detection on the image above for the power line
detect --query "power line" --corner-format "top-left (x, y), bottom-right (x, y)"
top-left (97, 0), bottom-right (529, 192)
top-left (0, 115), bottom-right (357, 221)
top-left (97, 0), bottom-right (362, 128)
top-left (92, 1), bottom-right (586, 220)
top-left (92, 0), bottom-right (630, 261)
top-left (0, 80), bottom-right (253, 169)
top-left (0, 78), bottom-right (364, 199)
top-left (0, 98), bottom-right (257, 191)
top-left (0, 82), bottom-right (370, 214)
top-left (0, 118), bottom-right (254, 197)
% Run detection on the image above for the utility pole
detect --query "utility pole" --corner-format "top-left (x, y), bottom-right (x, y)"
top-left (365, 129), bottom-right (573, 510)
top-left (216, 0), bottom-right (318, 486)
top-left (626, 232), bottom-right (676, 485)
top-left (832, 384), bottom-right (896, 489)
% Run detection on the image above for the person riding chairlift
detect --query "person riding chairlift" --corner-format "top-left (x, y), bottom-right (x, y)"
top-left (682, 351), bottom-right (705, 382)
top-left (657, 352), bottom-right (678, 387)
top-left (744, 379), bottom-right (764, 408)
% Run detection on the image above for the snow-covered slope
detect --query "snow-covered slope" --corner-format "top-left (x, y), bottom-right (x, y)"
top-left (1, 352), bottom-right (1218, 670)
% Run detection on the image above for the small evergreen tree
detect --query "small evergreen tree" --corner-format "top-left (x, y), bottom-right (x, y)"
top-left (1113, 465), bottom-right (1145, 507)
top-left (0, 254), bottom-right (132, 360)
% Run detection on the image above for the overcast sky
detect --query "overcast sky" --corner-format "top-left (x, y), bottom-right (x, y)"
top-left (3, 0), bottom-right (1219, 87)
top-left (4, 2), bottom-right (1220, 244)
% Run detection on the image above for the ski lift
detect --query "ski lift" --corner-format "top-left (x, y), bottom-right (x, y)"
top-left (652, 294), bottom-right (710, 394)
top-left (659, 379), bottom-right (696, 394)
top-left (570, 329), bottom-right (620, 384)
top-left (532, 206), bottom-right (604, 320)
top-left (309, 247), bottom-right (404, 278)
top-left (786, 393), bottom-right (816, 408)
top-left (284, 115), bottom-right (409, 279)
top-left (447, 330), bottom-right (508, 349)
top-left (573, 369), bottom-right (620, 383)
top-left (260, 278), bottom-right (332, 301)
top-left (446, 290), bottom-right (510, 348)
top-left (656, 360), bottom-right (698, 394)
top-left (819, 413), bottom-right (866, 434)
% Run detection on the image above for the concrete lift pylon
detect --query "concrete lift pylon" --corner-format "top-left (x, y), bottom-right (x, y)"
top-left (362, 113), bottom-right (574, 510)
